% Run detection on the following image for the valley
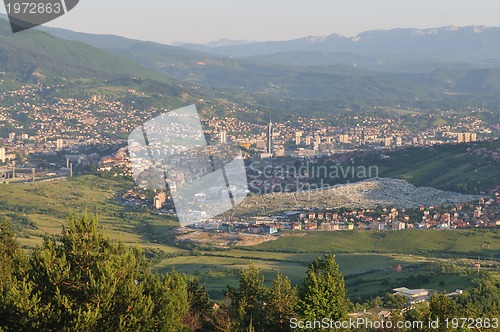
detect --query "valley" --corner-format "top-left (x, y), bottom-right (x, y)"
top-left (0, 12), bottom-right (499, 330)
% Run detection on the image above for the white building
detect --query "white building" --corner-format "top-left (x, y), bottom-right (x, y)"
top-left (220, 130), bottom-right (227, 144)
top-left (392, 221), bottom-right (406, 231)
top-left (56, 139), bottom-right (64, 150)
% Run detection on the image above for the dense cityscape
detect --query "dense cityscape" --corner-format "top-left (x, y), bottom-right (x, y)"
top-left (1, 84), bottom-right (499, 235)
top-left (0, 83), bottom-right (498, 171)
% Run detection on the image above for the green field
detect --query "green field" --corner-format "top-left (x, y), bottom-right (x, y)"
top-left (1, 174), bottom-right (498, 302)
top-left (153, 249), bottom-right (482, 301)
top-left (153, 229), bottom-right (499, 300)
top-left (248, 230), bottom-right (500, 257)
top-left (0, 175), bottom-right (182, 254)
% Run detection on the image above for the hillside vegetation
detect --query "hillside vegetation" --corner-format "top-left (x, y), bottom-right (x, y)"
top-left (0, 18), bottom-right (169, 82)
top-left (0, 175), bottom-right (181, 253)
top-left (248, 230), bottom-right (500, 258)
top-left (372, 141), bottom-right (500, 193)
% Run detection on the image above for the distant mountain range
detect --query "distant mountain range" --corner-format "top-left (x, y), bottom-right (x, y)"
top-left (36, 22), bottom-right (500, 73)
top-left (3, 15), bottom-right (500, 112)
top-left (33, 23), bottom-right (500, 106)
top-left (172, 26), bottom-right (500, 75)
top-left (173, 39), bottom-right (256, 48)
top-left (177, 26), bottom-right (500, 61)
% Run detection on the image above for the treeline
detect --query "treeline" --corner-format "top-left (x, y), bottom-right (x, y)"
top-left (0, 213), bottom-right (348, 331)
top-left (0, 213), bottom-right (499, 331)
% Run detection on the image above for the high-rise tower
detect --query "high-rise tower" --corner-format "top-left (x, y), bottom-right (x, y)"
top-left (220, 130), bottom-right (227, 144)
top-left (267, 120), bottom-right (273, 154)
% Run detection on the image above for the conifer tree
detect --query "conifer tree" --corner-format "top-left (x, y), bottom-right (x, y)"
top-left (0, 218), bottom-right (22, 291)
top-left (232, 264), bottom-right (268, 331)
top-left (265, 272), bottom-right (298, 332)
top-left (298, 255), bottom-right (349, 323)
top-left (186, 279), bottom-right (214, 331)
top-left (0, 212), bottom-right (189, 331)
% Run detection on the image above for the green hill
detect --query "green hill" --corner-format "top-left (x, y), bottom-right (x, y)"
top-left (371, 141), bottom-right (500, 194)
top-left (0, 18), bottom-right (169, 82)
top-left (0, 174), bottom-right (182, 253)
top-left (35, 23), bottom-right (500, 109)
top-left (0, 17), bottom-right (225, 133)
top-left (314, 141), bottom-right (500, 194)
top-left (249, 229), bottom-right (500, 258)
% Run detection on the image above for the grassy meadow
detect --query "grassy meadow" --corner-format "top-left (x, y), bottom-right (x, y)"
top-left (153, 249), bottom-right (483, 301)
top-left (248, 230), bottom-right (500, 257)
top-left (0, 174), bottom-right (497, 302)
top-left (0, 175), bottom-right (182, 254)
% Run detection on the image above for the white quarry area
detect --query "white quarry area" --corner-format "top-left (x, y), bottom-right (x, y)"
top-left (233, 178), bottom-right (483, 215)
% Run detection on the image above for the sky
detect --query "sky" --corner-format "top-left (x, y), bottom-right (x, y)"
top-left (2, 0), bottom-right (500, 44)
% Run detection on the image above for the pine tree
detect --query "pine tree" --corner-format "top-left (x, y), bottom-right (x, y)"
top-left (298, 255), bottom-right (349, 323)
top-left (425, 293), bottom-right (459, 332)
top-left (0, 217), bottom-right (30, 327)
top-left (0, 212), bottom-right (189, 331)
top-left (185, 279), bottom-right (213, 331)
top-left (0, 218), bottom-right (23, 291)
top-left (209, 296), bottom-right (236, 332)
top-left (265, 273), bottom-right (298, 332)
top-left (232, 264), bottom-right (268, 331)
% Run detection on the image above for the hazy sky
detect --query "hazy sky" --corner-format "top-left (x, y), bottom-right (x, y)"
top-left (2, 0), bottom-right (500, 44)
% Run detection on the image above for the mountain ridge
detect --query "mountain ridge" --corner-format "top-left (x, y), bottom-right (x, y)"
top-left (24, 21), bottom-right (500, 108)
top-left (177, 25), bottom-right (500, 61)
top-left (0, 16), bottom-right (170, 83)
top-left (5, 18), bottom-right (500, 112)
top-left (177, 25), bottom-right (493, 48)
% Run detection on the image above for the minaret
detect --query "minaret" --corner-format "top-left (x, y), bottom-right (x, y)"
top-left (267, 118), bottom-right (273, 154)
